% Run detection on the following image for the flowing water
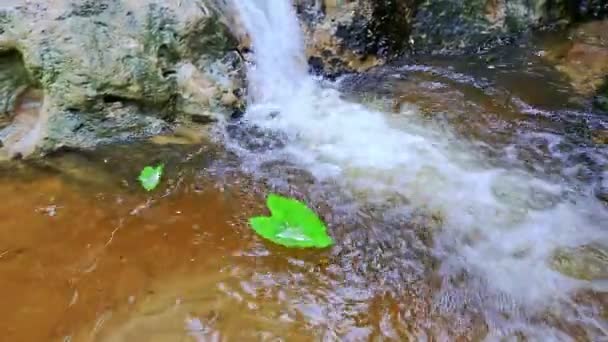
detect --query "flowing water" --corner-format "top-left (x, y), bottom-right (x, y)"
top-left (0, 0), bottom-right (607, 341)
top-left (225, 0), bottom-right (608, 338)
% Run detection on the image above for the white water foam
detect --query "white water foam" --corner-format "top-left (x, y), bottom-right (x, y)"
top-left (227, 0), bottom-right (608, 329)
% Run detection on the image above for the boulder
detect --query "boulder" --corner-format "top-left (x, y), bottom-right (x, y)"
top-left (411, 0), bottom-right (562, 55)
top-left (294, 1), bottom-right (602, 72)
top-left (0, 0), bottom-right (245, 158)
top-left (295, 0), bottom-right (417, 76)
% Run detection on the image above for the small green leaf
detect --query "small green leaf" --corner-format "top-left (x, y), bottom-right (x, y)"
top-left (249, 194), bottom-right (334, 248)
top-left (138, 164), bottom-right (164, 191)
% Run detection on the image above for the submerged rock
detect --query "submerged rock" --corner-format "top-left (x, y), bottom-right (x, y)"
top-left (543, 20), bottom-right (608, 96)
top-left (551, 244), bottom-right (608, 281)
top-left (0, 0), bottom-right (245, 158)
top-left (293, 0), bottom-right (604, 72)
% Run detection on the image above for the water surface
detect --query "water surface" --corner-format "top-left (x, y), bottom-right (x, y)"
top-left (0, 1), bottom-right (607, 340)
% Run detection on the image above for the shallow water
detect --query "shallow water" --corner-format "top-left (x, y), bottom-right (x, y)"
top-left (1, 2), bottom-right (607, 341)
top-left (0, 60), bottom-right (606, 340)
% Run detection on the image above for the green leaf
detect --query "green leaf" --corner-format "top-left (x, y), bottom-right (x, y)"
top-left (138, 164), bottom-right (164, 191)
top-left (249, 194), bottom-right (334, 248)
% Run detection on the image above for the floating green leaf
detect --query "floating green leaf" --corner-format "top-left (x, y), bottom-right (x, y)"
top-left (138, 164), bottom-right (164, 191)
top-left (249, 194), bottom-right (334, 248)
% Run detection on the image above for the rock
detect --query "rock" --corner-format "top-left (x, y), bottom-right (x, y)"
top-left (541, 20), bottom-right (608, 110)
top-left (592, 129), bottom-right (608, 145)
top-left (551, 245), bottom-right (608, 281)
top-left (0, 87), bottom-right (44, 159)
top-left (411, 0), bottom-right (550, 55)
top-left (0, 50), bottom-right (29, 116)
top-left (295, 0), bottom-right (416, 76)
top-left (0, 0), bottom-right (245, 158)
top-left (410, 0), bottom-right (607, 55)
top-left (220, 91), bottom-right (238, 107)
top-left (293, 0), bottom-right (602, 68)
top-left (543, 21), bottom-right (608, 96)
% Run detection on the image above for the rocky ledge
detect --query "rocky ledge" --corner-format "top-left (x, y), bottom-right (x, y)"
top-left (0, 0), bottom-right (245, 158)
top-left (295, 0), bottom-right (416, 76)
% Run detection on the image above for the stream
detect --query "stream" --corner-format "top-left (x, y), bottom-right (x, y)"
top-left (0, 0), bottom-right (607, 341)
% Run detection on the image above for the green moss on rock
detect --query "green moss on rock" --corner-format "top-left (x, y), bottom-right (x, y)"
top-left (0, 0), bottom-right (245, 156)
top-left (410, 0), bottom-right (578, 55)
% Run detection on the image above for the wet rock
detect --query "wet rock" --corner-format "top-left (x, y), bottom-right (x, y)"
top-left (592, 129), bottom-right (608, 145)
top-left (596, 172), bottom-right (608, 203)
top-left (574, 0), bottom-right (608, 20)
top-left (295, 1), bottom-right (606, 60)
top-left (220, 91), bottom-right (238, 107)
top-left (543, 20), bottom-right (608, 96)
top-left (411, 0), bottom-right (555, 55)
top-left (149, 125), bottom-right (208, 145)
top-left (551, 245), bottom-right (608, 281)
top-left (0, 0), bottom-right (245, 157)
top-left (0, 50), bottom-right (29, 117)
top-left (296, 0), bottom-right (416, 76)
top-left (292, 0), bottom-right (602, 64)
top-left (0, 87), bottom-right (44, 159)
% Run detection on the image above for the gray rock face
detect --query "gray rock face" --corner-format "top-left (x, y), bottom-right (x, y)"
top-left (295, 0), bottom-right (417, 76)
top-left (411, 0), bottom-right (608, 55)
top-left (295, 0), bottom-right (603, 74)
top-left (576, 0), bottom-right (608, 20)
top-left (0, 0), bottom-right (245, 158)
top-left (412, 0), bottom-right (550, 55)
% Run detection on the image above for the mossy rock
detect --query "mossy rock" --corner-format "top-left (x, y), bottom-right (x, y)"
top-left (410, 0), bottom-right (575, 55)
top-left (0, 0), bottom-right (244, 157)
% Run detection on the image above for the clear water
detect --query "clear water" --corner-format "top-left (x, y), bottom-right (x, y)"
top-left (226, 0), bottom-right (608, 338)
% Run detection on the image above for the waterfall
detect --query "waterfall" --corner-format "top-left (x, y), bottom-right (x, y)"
top-left (230, 0), bottom-right (311, 104)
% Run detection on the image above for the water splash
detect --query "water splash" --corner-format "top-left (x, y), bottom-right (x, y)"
top-left (226, 0), bottom-right (608, 337)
